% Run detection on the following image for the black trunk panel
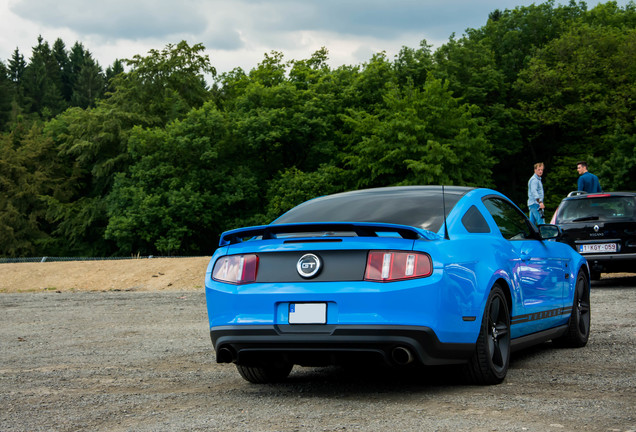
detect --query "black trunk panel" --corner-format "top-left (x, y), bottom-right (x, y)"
top-left (256, 250), bottom-right (368, 283)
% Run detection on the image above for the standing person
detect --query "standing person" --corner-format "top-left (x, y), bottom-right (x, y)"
top-left (576, 161), bottom-right (602, 193)
top-left (528, 162), bottom-right (545, 226)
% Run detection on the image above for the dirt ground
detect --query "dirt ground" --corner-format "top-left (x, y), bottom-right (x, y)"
top-left (1, 260), bottom-right (635, 431)
top-left (0, 276), bottom-right (634, 431)
top-left (0, 257), bottom-right (212, 293)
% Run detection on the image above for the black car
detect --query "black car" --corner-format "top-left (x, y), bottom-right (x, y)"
top-left (551, 191), bottom-right (636, 279)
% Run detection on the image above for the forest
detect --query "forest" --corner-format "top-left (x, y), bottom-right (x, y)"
top-left (0, 1), bottom-right (635, 257)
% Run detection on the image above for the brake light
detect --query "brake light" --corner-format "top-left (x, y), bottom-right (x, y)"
top-left (586, 194), bottom-right (611, 198)
top-left (212, 254), bottom-right (259, 284)
top-left (364, 251), bottom-right (432, 282)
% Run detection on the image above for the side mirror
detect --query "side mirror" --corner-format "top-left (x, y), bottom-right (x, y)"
top-left (538, 224), bottom-right (561, 240)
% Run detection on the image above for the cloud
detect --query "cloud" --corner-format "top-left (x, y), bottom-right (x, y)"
top-left (227, 0), bottom-right (529, 40)
top-left (9, 0), bottom-right (207, 39)
top-left (3, 0), bottom-right (633, 74)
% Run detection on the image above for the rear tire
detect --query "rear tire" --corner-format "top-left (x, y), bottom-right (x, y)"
top-left (555, 271), bottom-right (590, 347)
top-left (465, 285), bottom-right (511, 385)
top-left (236, 362), bottom-right (293, 384)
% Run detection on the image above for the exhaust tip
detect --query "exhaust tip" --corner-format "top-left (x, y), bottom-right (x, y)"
top-left (391, 346), bottom-right (414, 365)
top-left (216, 347), bottom-right (235, 363)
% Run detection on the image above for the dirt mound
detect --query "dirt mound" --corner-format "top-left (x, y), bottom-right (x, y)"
top-left (0, 257), bottom-right (211, 293)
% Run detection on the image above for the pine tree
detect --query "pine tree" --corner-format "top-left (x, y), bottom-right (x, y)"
top-left (52, 38), bottom-right (72, 102)
top-left (0, 62), bottom-right (13, 130)
top-left (22, 36), bottom-right (66, 118)
top-left (105, 59), bottom-right (124, 93)
top-left (71, 53), bottom-right (104, 108)
top-left (7, 48), bottom-right (26, 113)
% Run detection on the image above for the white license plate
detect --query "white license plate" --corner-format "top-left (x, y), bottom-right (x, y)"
top-left (579, 243), bottom-right (617, 253)
top-left (289, 303), bottom-right (327, 324)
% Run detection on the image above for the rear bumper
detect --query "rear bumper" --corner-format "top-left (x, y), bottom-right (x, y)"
top-left (582, 253), bottom-right (636, 272)
top-left (210, 324), bottom-right (475, 367)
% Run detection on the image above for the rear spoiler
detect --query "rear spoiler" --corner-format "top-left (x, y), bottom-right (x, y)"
top-left (219, 222), bottom-right (438, 246)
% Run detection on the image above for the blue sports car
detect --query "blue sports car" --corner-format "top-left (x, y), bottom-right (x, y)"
top-left (205, 186), bottom-right (590, 385)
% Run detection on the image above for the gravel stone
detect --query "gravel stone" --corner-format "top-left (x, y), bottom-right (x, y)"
top-left (1, 276), bottom-right (635, 431)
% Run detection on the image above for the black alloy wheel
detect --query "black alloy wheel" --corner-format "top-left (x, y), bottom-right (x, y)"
top-left (465, 284), bottom-right (511, 385)
top-left (555, 271), bottom-right (590, 347)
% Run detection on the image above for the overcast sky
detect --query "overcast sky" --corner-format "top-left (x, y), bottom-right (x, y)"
top-left (0, 0), bottom-right (632, 76)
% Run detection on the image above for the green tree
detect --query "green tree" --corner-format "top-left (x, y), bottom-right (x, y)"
top-left (599, 125), bottom-right (636, 191)
top-left (476, 1), bottom-right (586, 84)
top-left (393, 41), bottom-right (434, 88)
top-left (264, 165), bottom-right (345, 220)
top-left (8, 48), bottom-right (26, 84)
top-left (222, 49), bottom-right (338, 189)
top-left (0, 124), bottom-right (62, 256)
top-left (344, 76), bottom-right (492, 188)
top-left (71, 53), bottom-right (104, 108)
top-left (515, 23), bottom-right (636, 203)
top-left (22, 36), bottom-right (66, 119)
top-left (105, 59), bottom-right (125, 93)
top-left (112, 41), bottom-right (216, 125)
top-left (105, 102), bottom-right (233, 255)
top-left (6, 48), bottom-right (26, 124)
top-left (434, 1), bottom-right (588, 205)
top-left (44, 41), bottom-right (216, 255)
top-left (52, 38), bottom-right (71, 102)
top-left (432, 35), bottom-right (514, 189)
top-left (0, 62), bottom-right (12, 130)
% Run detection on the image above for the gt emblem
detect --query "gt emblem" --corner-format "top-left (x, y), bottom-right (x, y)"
top-left (594, 225), bottom-right (600, 232)
top-left (297, 253), bottom-right (321, 278)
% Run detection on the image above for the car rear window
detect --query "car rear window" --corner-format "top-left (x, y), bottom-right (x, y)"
top-left (557, 196), bottom-right (636, 223)
top-left (272, 187), bottom-right (469, 233)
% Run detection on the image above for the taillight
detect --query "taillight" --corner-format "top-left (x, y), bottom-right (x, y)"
top-left (364, 251), bottom-right (432, 282)
top-left (212, 254), bottom-right (259, 284)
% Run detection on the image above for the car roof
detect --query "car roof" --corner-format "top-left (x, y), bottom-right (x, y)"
top-left (311, 185), bottom-right (477, 198)
top-left (563, 191), bottom-right (636, 201)
top-left (270, 185), bottom-right (480, 235)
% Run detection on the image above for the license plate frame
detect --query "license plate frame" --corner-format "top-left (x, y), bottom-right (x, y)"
top-left (578, 243), bottom-right (617, 253)
top-left (289, 303), bottom-right (327, 324)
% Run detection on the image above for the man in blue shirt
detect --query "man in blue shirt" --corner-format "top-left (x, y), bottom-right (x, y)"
top-left (576, 161), bottom-right (602, 193)
top-left (527, 162), bottom-right (545, 226)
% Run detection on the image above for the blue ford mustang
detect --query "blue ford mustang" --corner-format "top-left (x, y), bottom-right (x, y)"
top-left (205, 186), bottom-right (590, 385)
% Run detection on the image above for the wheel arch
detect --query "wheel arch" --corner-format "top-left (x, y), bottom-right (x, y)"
top-left (571, 260), bottom-right (591, 298)
top-left (494, 277), bottom-right (513, 317)
top-left (579, 262), bottom-right (591, 283)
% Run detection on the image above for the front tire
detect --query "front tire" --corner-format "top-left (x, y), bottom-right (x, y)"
top-left (555, 271), bottom-right (590, 347)
top-left (465, 285), bottom-right (511, 385)
top-left (236, 362), bottom-right (293, 384)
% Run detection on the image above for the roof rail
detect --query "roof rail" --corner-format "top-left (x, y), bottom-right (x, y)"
top-left (567, 190), bottom-right (588, 197)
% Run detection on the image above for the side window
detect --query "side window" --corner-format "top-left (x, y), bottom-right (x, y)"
top-left (482, 197), bottom-right (533, 240)
top-left (462, 205), bottom-right (491, 233)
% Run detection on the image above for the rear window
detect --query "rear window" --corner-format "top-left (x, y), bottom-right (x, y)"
top-left (272, 187), bottom-right (470, 233)
top-left (556, 196), bottom-right (636, 223)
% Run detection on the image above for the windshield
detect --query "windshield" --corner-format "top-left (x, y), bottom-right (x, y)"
top-left (272, 186), bottom-right (472, 233)
top-left (557, 196), bottom-right (636, 223)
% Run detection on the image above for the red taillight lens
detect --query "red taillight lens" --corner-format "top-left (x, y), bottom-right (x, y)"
top-left (364, 251), bottom-right (432, 282)
top-left (212, 254), bottom-right (259, 284)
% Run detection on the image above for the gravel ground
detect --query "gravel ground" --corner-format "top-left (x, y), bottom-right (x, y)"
top-left (1, 276), bottom-right (635, 432)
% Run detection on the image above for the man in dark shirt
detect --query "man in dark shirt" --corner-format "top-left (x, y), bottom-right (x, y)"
top-left (576, 161), bottom-right (602, 193)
